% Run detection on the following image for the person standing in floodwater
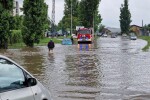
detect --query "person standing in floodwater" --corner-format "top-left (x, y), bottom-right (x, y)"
top-left (71, 36), bottom-right (74, 44)
top-left (47, 40), bottom-right (55, 53)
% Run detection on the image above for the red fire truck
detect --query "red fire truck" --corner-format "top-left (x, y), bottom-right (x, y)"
top-left (77, 28), bottom-right (93, 44)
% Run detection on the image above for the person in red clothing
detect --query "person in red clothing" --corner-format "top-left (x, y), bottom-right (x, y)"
top-left (47, 40), bottom-right (55, 53)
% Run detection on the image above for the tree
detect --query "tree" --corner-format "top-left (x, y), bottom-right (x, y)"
top-left (0, 0), bottom-right (13, 49)
top-left (64, 0), bottom-right (79, 17)
top-left (14, 15), bottom-right (23, 30)
top-left (57, 0), bottom-right (80, 31)
top-left (120, 0), bottom-right (132, 35)
top-left (0, 0), bottom-right (13, 10)
top-left (79, 0), bottom-right (101, 28)
top-left (98, 24), bottom-right (105, 32)
top-left (93, 11), bottom-right (102, 31)
top-left (22, 0), bottom-right (48, 47)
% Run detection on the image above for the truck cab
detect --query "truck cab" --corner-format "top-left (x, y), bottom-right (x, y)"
top-left (77, 28), bottom-right (93, 44)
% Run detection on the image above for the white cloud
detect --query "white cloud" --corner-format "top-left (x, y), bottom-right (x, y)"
top-left (99, 0), bottom-right (150, 28)
top-left (45, 0), bottom-right (64, 25)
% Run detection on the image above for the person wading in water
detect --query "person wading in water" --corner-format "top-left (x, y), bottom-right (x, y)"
top-left (47, 40), bottom-right (55, 54)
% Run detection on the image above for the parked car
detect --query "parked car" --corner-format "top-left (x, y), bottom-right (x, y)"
top-left (97, 32), bottom-right (103, 36)
top-left (102, 33), bottom-right (108, 37)
top-left (57, 30), bottom-right (64, 36)
top-left (72, 34), bottom-right (77, 38)
top-left (129, 32), bottom-right (137, 40)
top-left (130, 35), bottom-right (137, 40)
top-left (46, 31), bottom-right (52, 37)
top-left (0, 55), bottom-right (52, 100)
top-left (111, 34), bottom-right (117, 38)
top-left (122, 33), bottom-right (128, 37)
top-left (62, 38), bottom-right (72, 45)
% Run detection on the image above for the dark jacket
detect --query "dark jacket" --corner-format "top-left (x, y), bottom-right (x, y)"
top-left (48, 41), bottom-right (55, 48)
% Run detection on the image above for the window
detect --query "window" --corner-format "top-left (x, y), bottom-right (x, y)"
top-left (0, 58), bottom-right (26, 93)
top-left (78, 30), bottom-right (90, 34)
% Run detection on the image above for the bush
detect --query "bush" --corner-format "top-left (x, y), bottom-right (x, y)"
top-left (10, 30), bottom-right (22, 44)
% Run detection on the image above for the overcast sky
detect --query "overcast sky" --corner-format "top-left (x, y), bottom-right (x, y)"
top-left (18, 0), bottom-right (150, 28)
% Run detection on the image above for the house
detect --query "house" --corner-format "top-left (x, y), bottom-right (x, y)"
top-left (12, 0), bottom-right (20, 16)
top-left (130, 25), bottom-right (144, 36)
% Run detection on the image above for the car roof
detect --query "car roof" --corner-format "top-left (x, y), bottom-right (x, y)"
top-left (0, 55), bottom-right (10, 59)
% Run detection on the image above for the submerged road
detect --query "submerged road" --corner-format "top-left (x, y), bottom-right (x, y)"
top-left (1, 36), bottom-right (150, 100)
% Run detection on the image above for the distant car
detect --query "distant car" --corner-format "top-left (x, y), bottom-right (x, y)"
top-left (0, 55), bottom-right (52, 100)
top-left (72, 34), bottom-right (77, 38)
top-left (111, 34), bottom-right (117, 38)
top-left (97, 32), bottom-right (102, 36)
top-left (57, 32), bottom-right (63, 36)
top-left (130, 35), bottom-right (137, 40)
top-left (46, 31), bottom-right (52, 37)
top-left (62, 38), bottom-right (72, 45)
top-left (122, 33), bottom-right (128, 37)
top-left (102, 34), bottom-right (108, 37)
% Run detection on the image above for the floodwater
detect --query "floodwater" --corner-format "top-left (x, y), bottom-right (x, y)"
top-left (1, 36), bottom-right (150, 100)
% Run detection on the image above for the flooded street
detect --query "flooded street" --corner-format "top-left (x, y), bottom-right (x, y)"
top-left (1, 36), bottom-right (150, 100)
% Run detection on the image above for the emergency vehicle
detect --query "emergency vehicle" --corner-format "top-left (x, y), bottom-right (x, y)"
top-left (77, 28), bottom-right (93, 44)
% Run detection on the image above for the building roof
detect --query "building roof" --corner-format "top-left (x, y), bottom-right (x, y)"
top-left (130, 25), bottom-right (142, 28)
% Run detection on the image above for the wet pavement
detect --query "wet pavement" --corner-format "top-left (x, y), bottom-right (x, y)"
top-left (1, 36), bottom-right (150, 100)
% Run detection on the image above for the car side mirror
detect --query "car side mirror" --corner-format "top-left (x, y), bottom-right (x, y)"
top-left (27, 78), bottom-right (37, 86)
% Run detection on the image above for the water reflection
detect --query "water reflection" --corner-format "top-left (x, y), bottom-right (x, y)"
top-left (77, 44), bottom-right (92, 51)
top-left (59, 53), bottom-right (101, 99)
top-left (1, 47), bottom-right (46, 80)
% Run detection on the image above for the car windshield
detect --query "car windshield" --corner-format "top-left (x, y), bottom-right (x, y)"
top-left (78, 30), bottom-right (90, 34)
top-left (0, 58), bottom-right (25, 92)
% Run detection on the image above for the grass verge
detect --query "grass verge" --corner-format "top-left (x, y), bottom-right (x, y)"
top-left (8, 36), bottom-right (69, 49)
top-left (139, 36), bottom-right (150, 51)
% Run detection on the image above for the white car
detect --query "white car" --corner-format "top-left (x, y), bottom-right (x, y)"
top-left (130, 35), bottom-right (137, 40)
top-left (0, 55), bottom-right (52, 100)
top-left (103, 33), bottom-right (108, 37)
top-left (122, 33), bottom-right (128, 37)
top-left (72, 34), bottom-right (77, 38)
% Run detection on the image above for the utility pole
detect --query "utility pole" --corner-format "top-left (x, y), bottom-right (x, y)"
top-left (52, 0), bottom-right (55, 24)
top-left (93, 13), bottom-right (95, 36)
top-left (71, 0), bottom-right (73, 35)
top-left (142, 20), bottom-right (143, 27)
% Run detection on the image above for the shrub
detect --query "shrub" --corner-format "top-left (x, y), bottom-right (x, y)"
top-left (10, 30), bottom-right (22, 44)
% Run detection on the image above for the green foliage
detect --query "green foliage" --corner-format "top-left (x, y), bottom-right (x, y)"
top-left (0, 0), bottom-right (13, 10)
top-left (79, 0), bottom-right (101, 28)
top-left (139, 36), bottom-right (150, 51)
top-left (120, 0), bottom-right (132, 34)
top-left (43, 17), bottom-right (51, 33)
top-left (64, 0), bottom-right (79, 17)
top-left (14, 15), bottom-right (23, 30)
top-left (98, 24), bottom-right (105, 32)
top-left (58, 0), bottom-right (102, 32)
top-left (57, 0), bottom-right (80, 31)
top-left (0, 1), bottom-right (13, 49)
top-left (10, 30), bottom-right (22, 44)
top-left (94, 12), bottom-right (102, 31)
top-left (22, 0), bottom-right (48, 47)
top-left (143, 24), bottom-right (150, 32)
top-left (58, 15), bottom-right (80, 31)
top-left (9, 16), bottom-right (16, 30)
